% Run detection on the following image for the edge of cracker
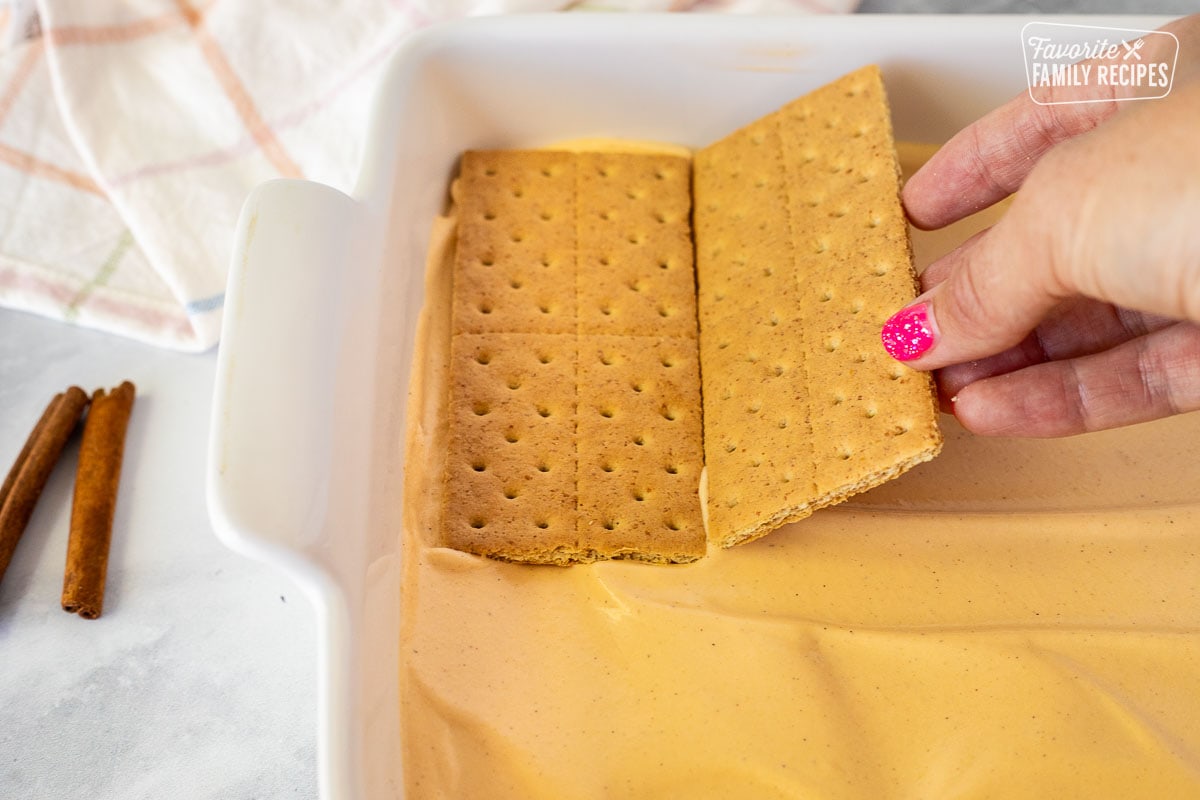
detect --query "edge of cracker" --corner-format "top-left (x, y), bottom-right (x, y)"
top-left (717, 436), bottom-right (943, 549)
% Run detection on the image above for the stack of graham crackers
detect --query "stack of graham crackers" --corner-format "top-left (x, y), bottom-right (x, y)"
top-left (441, 65), bottom-right (941, 565)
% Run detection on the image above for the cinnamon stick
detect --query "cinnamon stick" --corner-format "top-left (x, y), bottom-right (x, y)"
top-left (62, 381), bottom-right (135, 619)
top-left (0, 387), bottom-right (89, 587)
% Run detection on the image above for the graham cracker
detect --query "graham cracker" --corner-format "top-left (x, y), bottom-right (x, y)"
top-left (443, 150), bottom-right (704, 564)
top-left (443, 333), bottom-right (579, 560)
top-left (695, 64), bottom-right (942, 547)
top-left (453, 150), bottom-right (577, 335)
top-left (576, 335), bottom-right (706, 562)
top-left (576, 153), bottom-right (696, 338)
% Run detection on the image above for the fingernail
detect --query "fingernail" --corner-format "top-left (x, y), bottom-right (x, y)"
top-left (881, 302), bottom-right (935, 361)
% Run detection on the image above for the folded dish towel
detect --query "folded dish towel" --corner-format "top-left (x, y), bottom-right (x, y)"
top-left (0, 0), bottom-right (855, 352)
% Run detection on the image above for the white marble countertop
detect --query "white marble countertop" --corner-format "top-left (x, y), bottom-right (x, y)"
top-left (0, 309), bottom-right (317, 799)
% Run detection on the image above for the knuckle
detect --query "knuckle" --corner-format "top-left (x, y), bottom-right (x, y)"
top-left (945, 259), bottom-right (1002, 336)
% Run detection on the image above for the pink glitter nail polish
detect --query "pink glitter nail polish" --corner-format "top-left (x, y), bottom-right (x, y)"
top-left (880, 303), bottom-right (934, 361)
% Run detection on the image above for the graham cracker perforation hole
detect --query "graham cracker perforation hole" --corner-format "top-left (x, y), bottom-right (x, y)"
top-left (480, 256), bottom-right (494, 267)
top-left (666, 519), bottom-right (682, 531)
top-left (472, 402), bottom-right (490, 416)
top-left (601, 461), bottom-right (616, 473)
top-left (504, 431), bottom-right (520, 443)
top-left (665, 464), bottom-right (679, 475)
top-left (537, 406), bottom-right (552, 418)
top-left (536, 520), bottom-right (550, 529)
top-left (478, 301), bottom-right (493, 315)
top-left (599, 407), bottom-right (615, 418)
top-left (633, 434), bottom-right (646, 446)
top-left (536, 351), bottom-right (553, 364)
top-left (509, 278), bottom-right (523, 289)
top-left (506, 377), bottom-right (522, 390)
top-left (471, 461), bottom-right (486, 472)
top-left (483, 211), bottom-right (496, 221)
top-left (537, 462), bottom-right (550, 473)
top-left (469, 517), bottom-right (485, 529)
top-left (474, 352), bottom-right (492, 365)
top-left (504, 487), bottom-right (519, 499)
top-left (874, 263), bottom-right (891, 276)
top-left (662, 407), bottom-right (677, 421)
top-left (512, 188), bottom-right (524, 199)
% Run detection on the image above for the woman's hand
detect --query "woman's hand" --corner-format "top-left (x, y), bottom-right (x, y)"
top-left (883, 15), bottom-right (1200, 437)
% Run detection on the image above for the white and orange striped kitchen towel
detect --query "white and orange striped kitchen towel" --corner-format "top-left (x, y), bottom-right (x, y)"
top-left (0, 0), bottom-right (854, 352)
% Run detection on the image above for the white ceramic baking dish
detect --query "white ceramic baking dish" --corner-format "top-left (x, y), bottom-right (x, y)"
top-left (206, 14), bottom-right (1172, 799)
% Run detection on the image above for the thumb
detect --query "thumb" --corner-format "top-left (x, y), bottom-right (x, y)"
top-left (880, 200), bottom-right (1067, 371)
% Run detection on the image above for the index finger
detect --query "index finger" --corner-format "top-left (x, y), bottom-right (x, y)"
top-left (901, 89), bottom-right (1118, 231)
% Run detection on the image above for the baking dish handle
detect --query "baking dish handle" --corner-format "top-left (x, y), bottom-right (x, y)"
top-left (207, 178), bottom-right (363, 573)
